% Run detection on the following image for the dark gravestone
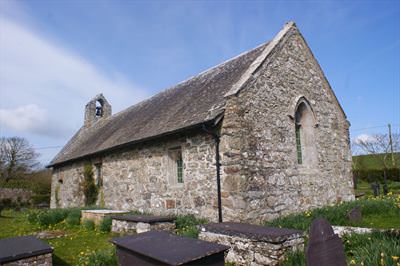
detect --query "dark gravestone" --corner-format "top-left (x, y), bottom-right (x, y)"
top-left (347, 206), bottom-right (362, 223)
top-left (371, 182), bottom-right (380, 197)
top-left (306, 218), bottom-right (346, 266)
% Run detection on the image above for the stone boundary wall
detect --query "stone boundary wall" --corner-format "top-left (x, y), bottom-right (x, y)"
top-left (111, 219), bottom-right (175, 234)
top-left (0, 188), bottom-right (33, 204)
top-left (199, 230), bottom-right (304, 266)
top-left (3, 253), bottom-right (52, 266)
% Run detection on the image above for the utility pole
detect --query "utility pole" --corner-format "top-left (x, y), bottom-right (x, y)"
top-left (388, 123), bottom-right (395, 167)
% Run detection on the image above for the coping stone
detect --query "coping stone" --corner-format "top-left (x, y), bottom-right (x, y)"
top-left (111, 215), bottom-right (176, 223)
top-left (200, 222), bottom-right (304, 243)
top-left (0, 235), bottom-right (53, 263)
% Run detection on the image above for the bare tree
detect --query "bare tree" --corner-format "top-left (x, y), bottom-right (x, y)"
top-left (354, 133), bottom-right (400, 169)
top-left (0, 137), bottom-right (40, 181)
top-left (354, 133), bottom-right (400, 194)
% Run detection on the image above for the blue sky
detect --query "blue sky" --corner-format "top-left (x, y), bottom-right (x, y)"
top-left (0, 0), bottom-right (399, 164)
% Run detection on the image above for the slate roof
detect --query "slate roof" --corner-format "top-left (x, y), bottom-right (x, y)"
top-left (49, 41), bottom-right (269, 167)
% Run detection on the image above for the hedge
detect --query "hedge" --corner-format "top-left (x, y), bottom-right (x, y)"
top-left (353, 168), bottom-right (400, 182)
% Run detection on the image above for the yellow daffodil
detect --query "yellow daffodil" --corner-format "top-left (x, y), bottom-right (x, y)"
top-left (350, 259), bottom-right (356, 265)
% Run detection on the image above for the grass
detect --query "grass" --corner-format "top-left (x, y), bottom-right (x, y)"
top-left (282, 231), bottom-right (400, 266)
top-left (270, 195), bottom-right (400, 266)
top-left (0, 209), bottom-right (117, 265)
top-left (355, 179), bottom-right (400, 197)
top-left (175, 214), bottom-right (208, 238)
top-left (0, 209), bottom-right (209, 265)
top-left (265, 195), bottom-right (400, 231)
top-left (353, 153), bottom-right (400, 170)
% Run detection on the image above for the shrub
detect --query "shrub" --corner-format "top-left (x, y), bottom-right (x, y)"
top-left (32, 194), bottom-right (50, 205)
top-left (78, 249), bottom-right (117, 266)
top-left (83, 219), bottom-right (95, 230)
top-left (33, 208), bottom-right (69, 227)
top-left (27, 210), bottom-right (39, 224)
top-left (66, 209), bottom-right (81, 226)
top-left (175, 214), bottom-right (208, 239)
top-left (82, 164), bottom-right (98, 206)
top-left (175, 214), bottom-right (207, 229)
top-left (99, 217), bottom-right (112, 232)
top-left (176, 226), bottom-right (200, 238)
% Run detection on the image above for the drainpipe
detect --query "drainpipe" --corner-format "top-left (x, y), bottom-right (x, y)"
top-left (202, 124), bottom-right (223, 223)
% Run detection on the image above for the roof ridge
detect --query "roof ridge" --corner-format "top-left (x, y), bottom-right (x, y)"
top-left (225, 21), bottom-right (296, 97)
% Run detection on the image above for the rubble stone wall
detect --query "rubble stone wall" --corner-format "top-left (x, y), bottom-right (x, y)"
top-left (51, 132), bottom-right (220, 221)
top-left (219, 26), bottom-right (354, 223)
top-left (199, 231), bottom-right (304, 266)
top-left (3, 253), bottom-right (52, 266)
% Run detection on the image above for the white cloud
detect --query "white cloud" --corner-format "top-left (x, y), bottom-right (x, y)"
top-left (0, 104), bottom-right (68, 137)
top-left (353, 134), bottom-right (376, 144)
top-left (0, 104), bottom-right (46, 131)
top-left (0, 16), bottom-right (149, 139)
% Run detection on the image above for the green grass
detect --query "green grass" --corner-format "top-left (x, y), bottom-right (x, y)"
top-left (175, 214), bottom-right (208, 238)
top-left (353, 153), bottom-right (400, 170)
top-left (355, 180), bottom-right (400, 197)
top-left (0, 209), bottom-right (118, 265)
top-left (265, 196), bottom-right (400, 231)
top-left (283, 231), bottom-right (400, 266)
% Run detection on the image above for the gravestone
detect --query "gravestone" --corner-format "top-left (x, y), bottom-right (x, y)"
top-left (347, 206), bottom-right (362, 223)
top-left (371, 182), bottom-right (380, 197)
top-left (306, 218), bottom-right (346, 266)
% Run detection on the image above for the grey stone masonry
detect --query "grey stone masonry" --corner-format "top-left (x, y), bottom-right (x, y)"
top-left (199, 223), bottom-right (304, 266)
top-left (3, 253), bottom-right (52, 266)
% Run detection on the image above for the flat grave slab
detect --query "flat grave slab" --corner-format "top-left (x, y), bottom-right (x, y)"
top-left (0, 235), bottom-right (53, 265)
top-left (201, 222), bottom-right (303, 243)
top-left (199, 222), bottom-right (305, 266)
top-left (110, 230), bottom-right (229, 265)
top-left (111, 215), bottom-right (176, 233)
top-left (81, 209), bottom-right (129, 225)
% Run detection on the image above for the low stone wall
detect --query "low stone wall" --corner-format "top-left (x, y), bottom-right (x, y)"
top-left (0, 188), bottom-right (33, 204)
top-left (3, 253), bottom-right (52, 266)
top-left (199, 223), bottom-right (304, 266)
top-left (112, 219), bottom-right (175, 234)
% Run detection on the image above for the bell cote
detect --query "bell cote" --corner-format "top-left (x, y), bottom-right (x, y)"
top-left (84, 93), bottom-right (112, 128)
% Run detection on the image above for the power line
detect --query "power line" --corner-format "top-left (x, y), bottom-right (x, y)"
top-left (34, 145), bottom-right (63, 150)
top-left (351, 124), bottom-right (400, 132)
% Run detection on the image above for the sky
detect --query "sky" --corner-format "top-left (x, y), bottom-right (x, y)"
top-left (0, 0), bottom-right (399, 165)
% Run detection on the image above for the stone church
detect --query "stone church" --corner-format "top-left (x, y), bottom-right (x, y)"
top-left (49, 22), bottom-right (354, 223)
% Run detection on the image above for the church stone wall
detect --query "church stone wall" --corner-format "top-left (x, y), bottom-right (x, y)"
top-left (51, 26), bottom-right (354, 224)
top-left (51, 132), bottom-right (220, 221)
top-left (219, 28), bottom-right (354, 223)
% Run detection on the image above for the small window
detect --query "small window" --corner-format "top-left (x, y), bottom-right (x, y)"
top-left (295, 124), bottom-right (302, 164)
top-left (95, 163), bottom-right (103, 187)
top-left (177, 153), bottom-right (183, 183)
top-left (167, 147), bottom-right (184, 184)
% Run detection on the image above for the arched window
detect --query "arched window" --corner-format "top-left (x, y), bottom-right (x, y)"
top-left (294, 98), bottom-right (317, 166)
